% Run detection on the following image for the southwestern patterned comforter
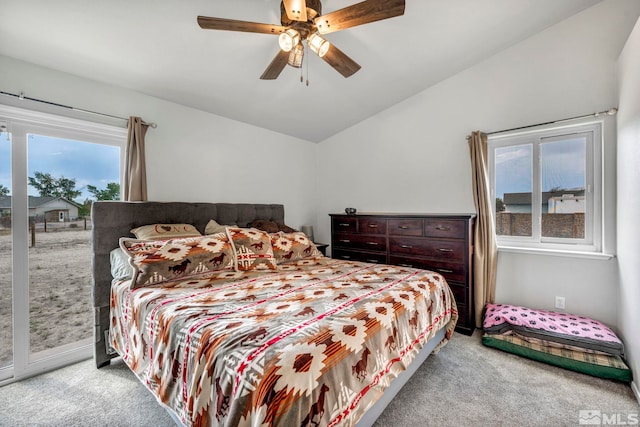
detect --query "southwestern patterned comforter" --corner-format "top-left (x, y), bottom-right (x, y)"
top-left (110, 256), bottom-right (457, 427)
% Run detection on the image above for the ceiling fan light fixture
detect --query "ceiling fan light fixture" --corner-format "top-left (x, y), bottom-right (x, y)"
top-left (278, 28), bottom-right (300, 52)
top-left (288, 43), bottom-right (304, 68)
top-left (308, 32), bottom-right (330, 58)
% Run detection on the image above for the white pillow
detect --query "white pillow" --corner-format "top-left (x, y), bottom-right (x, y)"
top-left (110, 247), bottom-right (134, 281)
top-left (205, 219), bottom-right (237, 235)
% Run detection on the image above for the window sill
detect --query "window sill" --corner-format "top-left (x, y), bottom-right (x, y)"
top-left (497, 246), bottom-right (615, 260)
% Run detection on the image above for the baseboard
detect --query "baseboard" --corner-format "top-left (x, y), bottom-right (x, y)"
top-left (631, 380), bottom-right (640, 405)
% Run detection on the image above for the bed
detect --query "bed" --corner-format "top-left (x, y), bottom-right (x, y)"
top-left (91, 201), bottom-right (458, 426)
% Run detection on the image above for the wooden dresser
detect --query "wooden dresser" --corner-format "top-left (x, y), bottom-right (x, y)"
top-left (329, 213), bottom-right (476, 334)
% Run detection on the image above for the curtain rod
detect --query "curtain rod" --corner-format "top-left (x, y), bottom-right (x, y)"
top-left (0, 90), bottom-right (157, 128)
top-left (466, 107), bottom-right (617, 139)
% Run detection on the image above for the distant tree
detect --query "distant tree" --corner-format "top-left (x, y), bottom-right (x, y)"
top-left (78, 199), bottom-right (92, 218)
top-left (87, 182), bottom-right (120, 201)
top-left (0, 184), bottom-right (9, 197)
top-left (28, 172), bottom-right (81, 200)
top-left (55, 177), bottom-right (81, 200)
top-left (28, 172), bottom-right (56, 196)
top-left (496, 197), bottom-right (506, 212)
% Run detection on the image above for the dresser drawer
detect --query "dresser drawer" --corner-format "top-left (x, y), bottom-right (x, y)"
top-left (359, 218), bottom-right (387, 234)
top-left (388, 256), bottom-right (465, 282)
top-left (424, 219), bottom-right (466, 239)
top-left (332, 249), bottom-right (387, 264)
top-left (388, 219), bottom-right (423, 236)
top-left (332, 217), bottom-right (357, 233)
top-left (389, 237), bottom-right (465, 261)
top-left (333, 233), bottom-right (387, 252)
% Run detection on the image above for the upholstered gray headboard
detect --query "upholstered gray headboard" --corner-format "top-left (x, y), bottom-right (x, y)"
top-left (91, 201), bottom-right (285, 368)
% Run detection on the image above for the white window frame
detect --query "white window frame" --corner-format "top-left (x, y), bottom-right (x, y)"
top-left (0, 103), bottom-right (126, 385)
top-left (488, 121), bottom-right (603, 255)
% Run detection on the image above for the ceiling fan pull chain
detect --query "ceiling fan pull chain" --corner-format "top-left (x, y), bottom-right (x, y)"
top-left (300, 44), bottom-right (305, 84)
top-left (306, 49), bottom-right (310, 86)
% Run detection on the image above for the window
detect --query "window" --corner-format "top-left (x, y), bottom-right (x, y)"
top-left (489, 122), bottom-right (602, 253)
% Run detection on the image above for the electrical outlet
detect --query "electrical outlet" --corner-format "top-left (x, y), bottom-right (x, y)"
top-left (555, 296), bottom-right (565, 309)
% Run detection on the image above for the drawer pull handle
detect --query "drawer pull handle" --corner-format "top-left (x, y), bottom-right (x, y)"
top-left (339, 223), bottom-right (350, 227)
top-left (399, 263), bottom-right (413, 267)
top-left (366, 259), bottom-right (379, 263)
top-left (366, 242), bottom-right (379, 246)
top-left (438, 268), bottom-right (454, 273)
top-left (439, 248), bottom-right (453, 252)
top-left (400, 244), bottom-right (413, 249)
top-left (436, 226), bottom-right (451, 231)
top-left (368, 224), bottom-right (379, 228)
top-left (340, 239), bottom-right (351, 243)
top-left (399, 226), bottom-right (409, 229)
top-left (341, 255), bottom-right (351, 259)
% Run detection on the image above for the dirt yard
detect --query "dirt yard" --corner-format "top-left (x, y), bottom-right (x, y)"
top-left (0, 228), bottom-right (93, 366)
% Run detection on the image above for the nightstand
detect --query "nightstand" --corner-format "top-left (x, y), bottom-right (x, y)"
top-left (314, 243), bottom-right (329, 256)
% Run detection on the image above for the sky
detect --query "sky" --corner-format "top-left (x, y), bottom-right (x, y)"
top-left (494, 136), bottom-right (586, 199)
top-left (0, 132), bottom-right (120, 202)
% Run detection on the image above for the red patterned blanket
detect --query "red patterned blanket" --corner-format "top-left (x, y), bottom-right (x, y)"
top-left (110, 256), bottom-right (456, 426)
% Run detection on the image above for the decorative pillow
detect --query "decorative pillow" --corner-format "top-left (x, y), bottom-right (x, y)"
top-left (247, 219), bottom-right (296, 234)
top-left (270, 231), bottom-right (322, 264)
top-left (130, 223), bottom-right (201, 240)
top-left (204, 219), bottom-right (237, 235)
top-left (120, 232), bottom-right (234, 288)
top-left (226, 227), bottom-right (277, 271)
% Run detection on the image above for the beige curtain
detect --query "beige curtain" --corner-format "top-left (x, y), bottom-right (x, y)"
top-left (468, 131), bottom-right (498, 327)
top-left (124, 117), bottom-right (149, 201)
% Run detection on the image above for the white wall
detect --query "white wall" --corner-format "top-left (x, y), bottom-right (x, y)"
top-left (316, 0), bottom-right (640, 328)
top-left (0, 55), bottom-right (317, 230)
top-left (617, 16), bottom-right (640, 399)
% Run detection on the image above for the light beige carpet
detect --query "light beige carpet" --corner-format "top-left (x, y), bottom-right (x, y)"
top-left (0, 331), bottom-right (637, 426)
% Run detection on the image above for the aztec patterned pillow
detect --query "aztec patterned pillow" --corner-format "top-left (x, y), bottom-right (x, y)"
top-left (130, 223), bottom-right (201, 240)
top-left (270, 231), bottom-right (322, 264)
top-left (120, 232), bottom-right (234, 288)
top-left (226, 227), bottom-right (277, 271)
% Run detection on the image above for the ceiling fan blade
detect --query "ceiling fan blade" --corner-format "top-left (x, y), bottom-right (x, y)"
top-left (260, 50), bottom-right (290, 80)
top-left (321, 44), bottom-right (361, 78)
top-left (282, 0), bottom-right (308, 22)
top-left (197, 16), bottom-right (285, 35)
top-left (314, 0), bottom-right (405, 35)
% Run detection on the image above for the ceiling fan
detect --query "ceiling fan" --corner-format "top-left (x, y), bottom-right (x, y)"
top-left (197, 0), bottom-right (406, 80)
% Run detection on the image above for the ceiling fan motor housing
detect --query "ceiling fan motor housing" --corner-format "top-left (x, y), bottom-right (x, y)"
top-left (280, 0), bottom-right (322, 26)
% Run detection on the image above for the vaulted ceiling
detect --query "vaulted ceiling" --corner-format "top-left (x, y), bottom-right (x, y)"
top-left (0, 1), bottom-right (600, 142)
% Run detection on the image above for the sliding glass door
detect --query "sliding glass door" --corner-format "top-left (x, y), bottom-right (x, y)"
top-left (0, 105), bottom-right (125, 384)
